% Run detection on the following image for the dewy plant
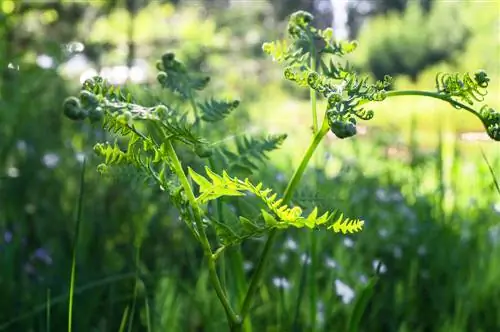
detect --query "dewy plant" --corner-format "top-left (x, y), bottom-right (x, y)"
top-left (63, 10), bottom-right (499, 331)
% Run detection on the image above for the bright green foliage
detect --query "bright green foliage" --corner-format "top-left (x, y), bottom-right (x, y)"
top-left (189, 166), bottom-right (364, 245)
top-left (60, 8), bottom-right (499, 332)
top-left (62, 42), bottom-right (364, 328)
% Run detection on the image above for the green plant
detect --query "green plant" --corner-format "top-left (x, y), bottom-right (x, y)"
top-left (62, 10), bottom-right (499, 330)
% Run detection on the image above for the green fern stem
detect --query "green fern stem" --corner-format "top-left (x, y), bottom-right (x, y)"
top-left (310, 42), bottom-right (318, 134)
top-left (385, 90), bottom-right (488, 127)
top-left (238, 88), bottom-right (478, 327)
top-left (238, 118), bottom-right (330, 326)
top-left (309, 37), bottom-right (319, 332)
top-left (164, 140), bottom-right (241, 326)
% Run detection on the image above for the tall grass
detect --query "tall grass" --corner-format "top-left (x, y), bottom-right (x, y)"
top-left (1, 126), bottom-right (498, 331)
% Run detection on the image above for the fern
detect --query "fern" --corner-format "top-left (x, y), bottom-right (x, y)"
top-left (61, 11), bottom-right (499, 330)
top-left (156, 52), bottom-right (210, 99)
top-left (189, 166), bottom-right (364, 235)
top-left (198, 98), bottom-right (240, 122)
top-left (264, 12), bottom-right (390, 139)
top-left (433, 70), bottom-right (500, 141)
top-left (216, 134), bottom-right (287, 176)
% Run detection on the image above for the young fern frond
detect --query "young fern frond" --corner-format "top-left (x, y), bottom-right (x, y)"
top-left (433, 70), bottom-right (500, 141)
top-left (262, 11), bottom-right (357, 68)
top-left (435, 71), bottom-right (489, 105)
top-left (198, 98), bottom-right (240, 122)
top-left (189, 166), bottom-right (364, 235)
top-left (215, 134), bottom-right (287, 175)
top-left (63, 77), bottom-right (213, 156)
top-left (156, 52), bottom-right (210, 99)
top-left (264, 11), bottom-right (390, 139)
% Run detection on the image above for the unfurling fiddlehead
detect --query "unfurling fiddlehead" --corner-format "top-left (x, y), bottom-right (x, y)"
top-left (435, 71), bottom-right (489, 105)
top-left (156, 52), bottom-right (210, 99)
top-left (264, 11), bottom-right (500, 142)
top-left (263, 11), bottom-right (391, 139)
top-left (433, 70), bottom-right (499, 140)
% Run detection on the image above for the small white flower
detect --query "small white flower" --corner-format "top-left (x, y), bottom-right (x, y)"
top-left (272, 277), bottom-right (291, 289)
top-left (75, 152), bottom-right (86, 163)
top-left (42, 153), bottom-right (60, 168)
top-left (359, 274), bottom-right (368, 284)
top-left (278, 253), bottom-right (288, 264)
top-left (325, 257), bottom-right (337, 269)
top-left (335, 279), bottom-right (355, 304)
top-left (7, 167), bottom-right (19, 178)
top-left (301, 253), bottom-right (311, 265)
top-left (343, 237), bottom-right (354, 248)
top-left (243, 261), bottom-right (253, 271)
top-left (285, 237), bottom-right (298, 251)
top-left (372, 259), bottom-right (387, 273)
top-left (493, 203), bottom-right (500, 214)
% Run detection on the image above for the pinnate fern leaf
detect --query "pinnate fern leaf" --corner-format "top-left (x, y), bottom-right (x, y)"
top-left (198, 98), bottom-right (240, 122)
top-left (189, 166), bottom-right (364, 236)
top-left (216, 134), bottom-right (287, 176)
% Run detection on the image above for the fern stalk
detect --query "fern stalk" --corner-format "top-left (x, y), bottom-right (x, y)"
top-left (164, 140), bottom-right (241, 326)
top-left (237, 118), bottom-right (330, 327)
top-left (386, 90), bottom-right (489, 130)
top-left (308, 38), bottom-right (319, 332)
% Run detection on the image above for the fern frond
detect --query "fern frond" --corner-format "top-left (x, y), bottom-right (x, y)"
top-left (216, 134), bottom-right (287, 176)
top-left (329, 213), bottom-right (365, 234)
top-left (64, 76), bottom-right (209, 149)
top-left (156, 52), bottom-right (210, 99)
top-left (434, 70), bottom-right (500, 141)
top-left (435, 71), bottom-right (488, 105)
top-left (198, 98), bottom-right (240, 122)
top-left (189, 167), bottom-right (364, 236)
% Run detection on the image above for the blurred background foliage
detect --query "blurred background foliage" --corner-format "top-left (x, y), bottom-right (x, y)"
top-left (0, 0), bottom-right (499, 331)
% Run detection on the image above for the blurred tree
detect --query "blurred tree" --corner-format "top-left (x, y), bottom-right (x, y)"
top-left (268, 0), bottom-right (333, 30)
top-left (352, 1), bottom-right (469, 82)
top-left (347, 0), bottom-right (433, 38)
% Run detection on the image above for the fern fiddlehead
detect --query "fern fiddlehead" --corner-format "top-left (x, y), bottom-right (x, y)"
top-left (433, 70), bottom-right (499, 140)
top-left (263, 11), bottom-right (391, 140)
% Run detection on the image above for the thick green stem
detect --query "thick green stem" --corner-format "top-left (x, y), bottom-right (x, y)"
top-left (237, 119), bottom-right (330, 326)
top-left (310, 47), bottom-right (318, 134)
top-left (386, 90), bottom-right (479, 116)
top-left (164, 140), bottom-right (241, 326)
top-left (385, 90), bottom-right (493, 135)
top-left (308, 40), bottom-right (319, 332)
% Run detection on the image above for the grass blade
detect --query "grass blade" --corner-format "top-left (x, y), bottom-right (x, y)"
top-left (118, 306), bottom-right (130, 332)
top-left (480, 148), bottom-right (500, 196)
top-left (144, 295), bottom-right (152, 332)
top-left (346, 274), bottom-right (379, 332)
top-left (46, 289), bottom-right (51, 332)
top-left (68, 158), bottom-right (86, 332)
